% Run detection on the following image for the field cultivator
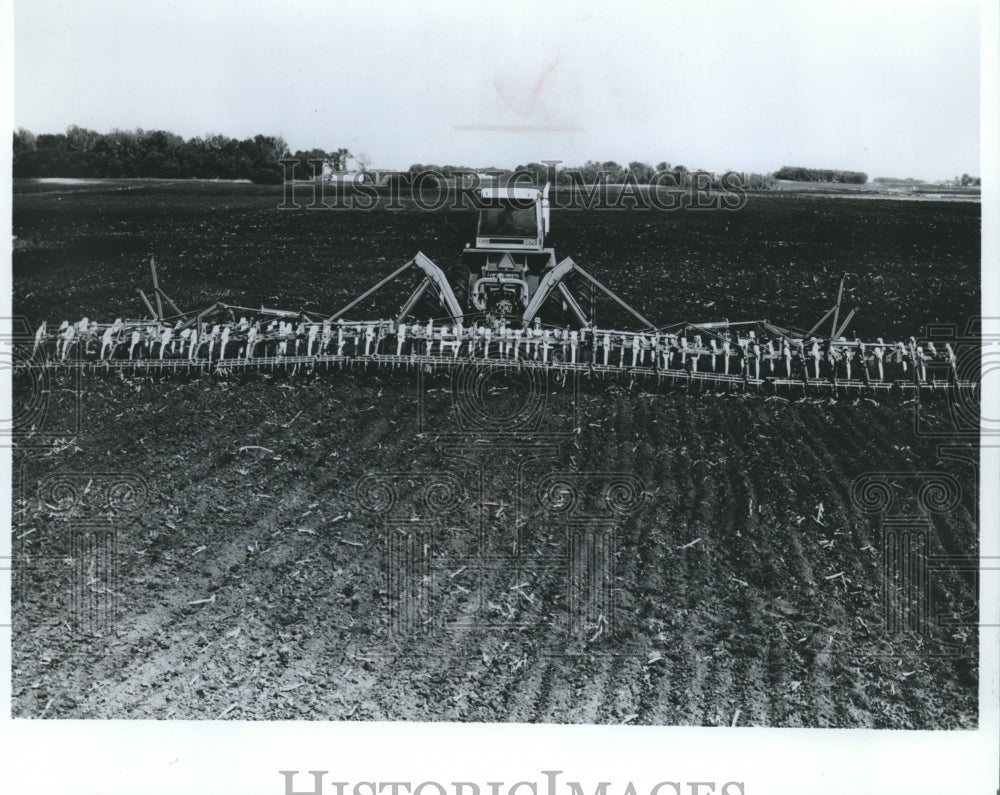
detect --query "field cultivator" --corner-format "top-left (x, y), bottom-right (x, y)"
top-left (19, 183), bottom-right (978, 399)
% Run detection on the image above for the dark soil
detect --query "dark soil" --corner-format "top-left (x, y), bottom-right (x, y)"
top-left (10, 180), bottom-right (980, 725)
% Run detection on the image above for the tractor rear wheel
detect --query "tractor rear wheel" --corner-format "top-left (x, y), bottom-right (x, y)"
top-left (447, 263), bottom-right (472, 313)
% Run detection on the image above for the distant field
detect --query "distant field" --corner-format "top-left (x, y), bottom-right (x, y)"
top-left (769, 179), bottom-right (981, 199)
top-left (10, 179), bottom-right (981, 726)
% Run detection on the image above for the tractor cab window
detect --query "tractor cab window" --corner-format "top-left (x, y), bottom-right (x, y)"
top-left (479, 201), bottom-right (538, 237)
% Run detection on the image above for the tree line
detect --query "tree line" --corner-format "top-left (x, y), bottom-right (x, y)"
top-left (773, 165), bottom-right (868, 184)
top-left (15, 126), bottom-right (881, 189)
top-left (12, 126), bottom-right (350, 183)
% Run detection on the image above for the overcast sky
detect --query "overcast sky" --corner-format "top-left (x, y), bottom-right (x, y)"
top-left (12, 0), bottom-right (981, 180)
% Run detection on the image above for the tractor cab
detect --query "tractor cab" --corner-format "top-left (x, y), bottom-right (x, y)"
top-left (475, 185), bottom-right (550, 250)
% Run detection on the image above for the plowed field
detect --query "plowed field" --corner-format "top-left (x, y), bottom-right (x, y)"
top-left (10, 180), bottom-right (980, 726)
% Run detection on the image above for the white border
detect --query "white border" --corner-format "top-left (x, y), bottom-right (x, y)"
top-left (1, 2), bottom-right (997, 794)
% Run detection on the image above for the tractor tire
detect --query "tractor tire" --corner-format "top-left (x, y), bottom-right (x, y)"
top-left (447, 263), bottom-right (471, 313)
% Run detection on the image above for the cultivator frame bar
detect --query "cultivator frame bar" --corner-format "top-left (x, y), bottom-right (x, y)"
top-left (19, 352), bottom-right (977, 400)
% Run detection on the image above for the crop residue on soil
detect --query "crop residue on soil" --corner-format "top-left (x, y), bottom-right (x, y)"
top-left (10, 180), bottom-right (980, 725)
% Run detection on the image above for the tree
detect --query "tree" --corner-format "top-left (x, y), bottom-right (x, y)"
top-left (353, 150), bottom-right (372, 171)
top-left (514, 162), bottom-right (550, 185)
top-left (329, 147), bottom-right (351, 171)
top-left (600, 161), bottom-right (625, 183)
top-left (66, 125), bottom-right (101, 153)
top-left (627, 161), bottom-right (654, 183)
top-left (246, 134), bottom-right (289, 183)
top-left (775, 165), bottom-right (866, 184)
top-left (13, 127), bottom-right (36, 155)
